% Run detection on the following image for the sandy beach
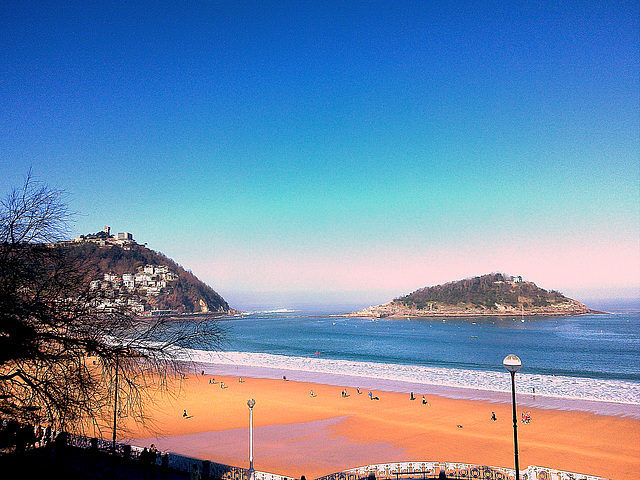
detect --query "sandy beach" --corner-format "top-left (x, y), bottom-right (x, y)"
top-left (122, 373), bottom-right (640, 480)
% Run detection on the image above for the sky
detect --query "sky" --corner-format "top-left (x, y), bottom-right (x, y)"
top-left (2, 1), bottom-right (638, 311)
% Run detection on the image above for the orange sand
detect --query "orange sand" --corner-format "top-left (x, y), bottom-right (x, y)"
top-left (123, 374), bottom-right (640, 480)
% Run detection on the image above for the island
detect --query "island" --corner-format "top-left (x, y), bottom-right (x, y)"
top-left (348, 273), bottom-right (597, 318)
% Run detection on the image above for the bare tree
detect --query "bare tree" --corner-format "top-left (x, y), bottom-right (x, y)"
top-left (0, 173), bottom-right (225, 441)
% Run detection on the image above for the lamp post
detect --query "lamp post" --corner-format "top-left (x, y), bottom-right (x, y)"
top-left (247, 399), bottom-right (256, 480)
top-left (503, 354), bottom-right (521, 480)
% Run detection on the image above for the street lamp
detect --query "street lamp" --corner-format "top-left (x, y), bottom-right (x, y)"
top-left (247, 399), bottom-right (256, 480)
top-left (503, 354), bottom-right (521, 480)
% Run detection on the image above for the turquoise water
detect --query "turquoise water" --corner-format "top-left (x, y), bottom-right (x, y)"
top-left (174, 301), bottom-right (639, 411)
top-left (223, 309), bottom-right (639, 383)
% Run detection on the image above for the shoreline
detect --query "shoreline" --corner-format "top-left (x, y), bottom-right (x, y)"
top-left (124, 373), bottom-right (640, 480)
top-left (196, 361), bottom-right (640, 419)
top-left (344, 310), bottom-right (603, 318)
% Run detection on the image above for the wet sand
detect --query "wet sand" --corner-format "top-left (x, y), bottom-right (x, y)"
top-left (123, 374), bottom-right (640, 480)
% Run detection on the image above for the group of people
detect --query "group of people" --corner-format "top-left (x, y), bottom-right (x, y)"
top-left (139, 443), bottom-right (158, 465)
top-left (0, 420), bottom-right (55, 452)
top-left (409, 392), bottom-right (430, 405)
top-left (522, 411), bottom-right (532, 424)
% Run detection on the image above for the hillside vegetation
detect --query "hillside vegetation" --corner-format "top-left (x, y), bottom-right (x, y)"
top-left (68, 241), bottom-right (230, 314)
top-left (351, 273), bottom-right (594, 317)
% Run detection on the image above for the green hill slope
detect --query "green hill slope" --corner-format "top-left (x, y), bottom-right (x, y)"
top-left (351, 273), bottom-right (595, 317)
top-left (67, 240), bottom-right (230, 315)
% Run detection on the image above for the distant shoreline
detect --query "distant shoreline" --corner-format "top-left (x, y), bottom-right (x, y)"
top-left (344, 309), bottom-right (603, 319)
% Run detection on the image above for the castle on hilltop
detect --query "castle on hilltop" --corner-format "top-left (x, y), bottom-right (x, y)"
top-left (74, 226), bottom-right (136, 248)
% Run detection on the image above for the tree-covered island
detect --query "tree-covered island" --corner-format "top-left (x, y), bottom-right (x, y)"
top-left (349, 273), bottom-right (597, 318)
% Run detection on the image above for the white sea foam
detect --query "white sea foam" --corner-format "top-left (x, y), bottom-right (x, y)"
top-left (239, 308), bottom-right (298, 315)
top-left (183, 350), bottom-right (640, 406)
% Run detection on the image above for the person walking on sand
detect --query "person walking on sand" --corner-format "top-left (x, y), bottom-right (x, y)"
top-left (368, 391), bottom-right (373, 400)
top-left (491, 412), bottom-right (497, 421)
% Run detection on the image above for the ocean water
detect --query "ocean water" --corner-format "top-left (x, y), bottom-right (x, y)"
top-left (181, 303), bottom-right (640, 415)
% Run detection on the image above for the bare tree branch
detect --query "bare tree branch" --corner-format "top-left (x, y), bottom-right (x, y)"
top-left (0, 173), bottom-right (226, 439)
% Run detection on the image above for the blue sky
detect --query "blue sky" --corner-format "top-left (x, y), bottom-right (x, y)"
top-left (2, 1), bottom-right (638, 310)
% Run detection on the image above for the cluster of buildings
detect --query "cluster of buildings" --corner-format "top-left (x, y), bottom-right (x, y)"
top-left (90, 264), bottom-right (179, 314)
top-left (75, 226), bottom-right (136, 248)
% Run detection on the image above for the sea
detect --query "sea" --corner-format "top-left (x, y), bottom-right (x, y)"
top-left (182, 300), bottom-right (640, 418)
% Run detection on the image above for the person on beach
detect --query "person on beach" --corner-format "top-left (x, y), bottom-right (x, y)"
top-left (410, 392), bottom-right (415, 400)
top-left (310, 390), bottom-right (314, 397)
top-left (491, 412), bottom-right (497, 421)
top-left (183, 409), bottom-right (187, 418)
top-left (357, 387), bottom-right (361, 394)
top-left (239, 377), bottom-right (243, 383)
top-left (368, 391), bottom-right (372, 400)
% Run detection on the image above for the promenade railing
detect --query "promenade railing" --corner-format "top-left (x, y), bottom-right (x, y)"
top-left (316, 461), bottom-right (610, 480)
top-left (66, 433), bottom-right (294, 480)
top-left (64, 433), bottom-right (609, 480)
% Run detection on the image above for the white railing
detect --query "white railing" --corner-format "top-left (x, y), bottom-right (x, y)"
top-left (64, 433), bottom-right (610, 480)
top-left (316, 461), bottom-right (610, 480)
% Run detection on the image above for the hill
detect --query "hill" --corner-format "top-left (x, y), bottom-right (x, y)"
top-left (350, 273), bottom-right (595, 318)
top-left (63, 238), bottom-right (231, 315)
